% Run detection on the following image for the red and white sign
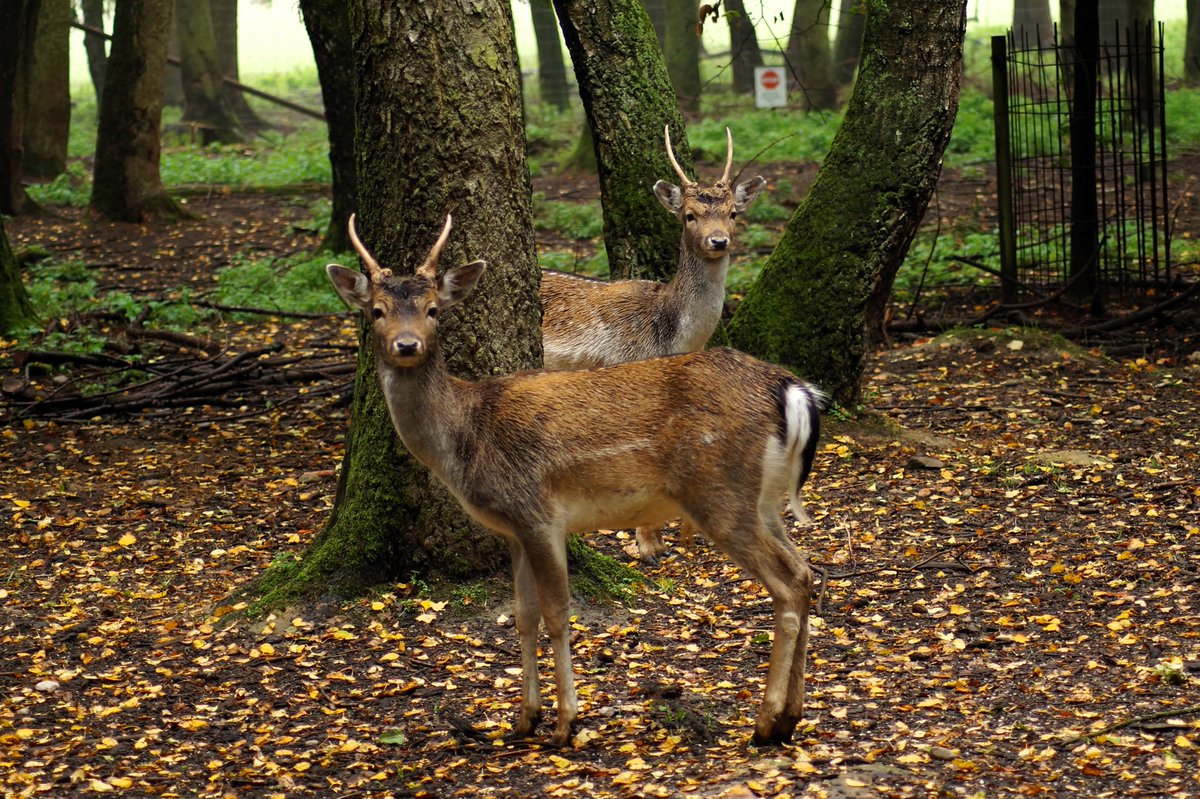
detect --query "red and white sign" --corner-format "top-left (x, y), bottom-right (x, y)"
top-left (754, 67), bottom-right (787, 109)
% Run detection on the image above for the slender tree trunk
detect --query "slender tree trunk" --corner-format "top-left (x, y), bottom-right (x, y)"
top-left (1013, 0), bottom-right (1054, 46)
top-left (728, 0), bottom-right (966, 407)
top-left (644, 0), bottom-right (667, 48)
top-left (664, 0), bottom-right (701, 112)
top-left (553, 0), bottom-right (695, 281)
top-left (298, 0), bottom-right (356, 253)
top-left (81, 0), bottom-right (108, 103)
top-left (831, 0), bottom-right (865, 88)
top-left (211, 0), bottom-right (269, 130)
top-left (785, 0), bottom-right (837, 109)
top-left (562, 118), bottom-right (598, 173)
top-left (0, 0), bottom-right (40, 215)
top-left (23, 0), bottom-right (71, 179)
top-left (175, 0), bottom-right (242, 144)
top-left (1187, 0), bottom-right (1200, 85)
top-left (254, 0), bottom-right (540, 605)
top-left (531, 0), bottom-right (571, 110)
top-left (90, 0), bottom-right (185, 221)
top-left (727, 0), bottom-right (763, 95)
top-left (164, 8), bottom-right (183, 106)
top-left (0, 217), bottom-right (36, 333)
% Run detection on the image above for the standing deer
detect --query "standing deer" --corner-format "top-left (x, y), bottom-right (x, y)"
top-left (540, 126), bottom-right (768, 561)
top-left (327, 214), bottom-right (826, 748)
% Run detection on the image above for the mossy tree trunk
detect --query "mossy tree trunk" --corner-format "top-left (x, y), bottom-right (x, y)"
top-left (727, 0), bottom-right (763, 95)
top-left (728, 0), bottom-right (966, 408)
top-left (211, 0), bottom-right (269, 132)
top-left (531, 0), bottom-right (571, 111)
top-left (175, 0), bottom-right (242, 144)
top-left (81, 0), bottom-right (108, 104)
top-left (664, 0), bottom-right (701, 112)
top-left (254, 0), bottom-right (540, 607)
top-left (0, 0), bottom-right (40, 215)
top-left (0, 217), bottom-right (36, 334)
top-left (298, 0), bottom-right (355, 253)
top-left (553, 0), bottom-right (694, 280)
top-left (90, 0), bottom-right (185, 221)
top-left (785, 0), bottom-right (837, 110)
top-left (23, 0), bottom-right (71, 179)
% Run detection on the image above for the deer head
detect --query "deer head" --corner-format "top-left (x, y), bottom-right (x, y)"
top-left (653, 126), bottom-right (767, 259)
top-left (325, 214), bottom-right (486, 369)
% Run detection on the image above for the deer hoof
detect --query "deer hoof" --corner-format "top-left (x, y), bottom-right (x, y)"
top-left (508, 710), bottom-right (542, 741)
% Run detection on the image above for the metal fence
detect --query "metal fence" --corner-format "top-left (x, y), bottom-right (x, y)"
top-left (992, 22), bottom-right (1171, 311)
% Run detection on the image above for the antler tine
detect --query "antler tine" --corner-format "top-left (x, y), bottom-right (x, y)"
top-left (663, 125), bottom-right (694, 187)
top-left (348, 213), bottom-right (391, 280)
top-left (720, 127), bottom-right (735, 185)
top-left (417, 214), bottom-right (453, 279)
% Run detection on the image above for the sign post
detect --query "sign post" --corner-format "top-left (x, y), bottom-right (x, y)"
top-left (754, 67), bottom-right (787, 108)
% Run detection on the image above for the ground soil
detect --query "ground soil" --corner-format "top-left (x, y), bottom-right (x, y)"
top-left (2, 162), bottom-right (1199, 798)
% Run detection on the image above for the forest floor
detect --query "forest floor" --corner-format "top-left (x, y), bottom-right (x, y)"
top-left (2, 161), bottom-right (1200, 798)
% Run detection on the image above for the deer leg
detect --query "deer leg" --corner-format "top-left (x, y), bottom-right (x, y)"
top-left (524, 532), bottom-right (577, 747)
top-left (774, 555), bottom-right (813, 742)
top-left (634, 525), bottom-right (668, 562)
top-left (508, 540), bottom-right (543, 739)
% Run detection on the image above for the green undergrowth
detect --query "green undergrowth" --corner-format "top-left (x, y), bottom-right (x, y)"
top-left (567, 535), bottom-right (643, 605)
top-left (211, 251), bottom-right (350, 316)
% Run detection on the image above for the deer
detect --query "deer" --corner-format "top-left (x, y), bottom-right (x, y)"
top-left (326, 213), bottom-right (827, 749)
top-left (540, 125), bottom-right (768, 562)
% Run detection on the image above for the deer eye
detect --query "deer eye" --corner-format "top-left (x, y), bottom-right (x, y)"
top-left (684, 213), bottom-right (695, 223)
top-left (729, 211), bottom-right (738, 220)
top-left (427, 306), bottom-right (438, 319)
top-left (372, 307), bottom-right (384, 320)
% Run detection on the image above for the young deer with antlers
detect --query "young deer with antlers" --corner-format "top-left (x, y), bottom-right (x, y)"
top-left (327, 214), bottom-right (826, 748)
top-left (541, 126), bottom-right (768, 561)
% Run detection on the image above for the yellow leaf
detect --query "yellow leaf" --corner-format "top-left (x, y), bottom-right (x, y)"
top-left (109, 778), bottom-right (133, 789)
top-left (371, 601), bottom-right (386, 611)
top-left (118, 533), bottom-right (137, 547)
top-left (548, 755), bottom-right (571, 769)
top-left (844, 778), bottom-right (868, 787)
top-left (950, 605), bottom-right (970, 615)
top-left (259, 642), bottom-right (275, 656)
top-left (626, 756), bottom-right (650, 770)
top-left (12, 499), bottom-right (31, 509)
top-left (90, 780), bottom-right (113, 792)
top-left (612, 771), bottom-right (638, 785)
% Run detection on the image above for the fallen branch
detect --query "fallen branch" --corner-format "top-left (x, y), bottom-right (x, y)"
top-left (1059, 704), bottom-right (1200, 747)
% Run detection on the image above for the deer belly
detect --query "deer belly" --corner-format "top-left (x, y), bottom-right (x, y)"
top-left (558, 487), bottom-right (681, 534)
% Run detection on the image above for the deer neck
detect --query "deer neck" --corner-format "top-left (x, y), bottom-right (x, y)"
top-left (375, 347), bottom-right (471, 482)
top-left (663, 243), bottom-right (730, 352)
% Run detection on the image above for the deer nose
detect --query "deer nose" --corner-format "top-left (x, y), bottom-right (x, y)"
top-left (392, 337), bottom-right (424, 358)
top-left (708, 236), bottom-right (729, 251)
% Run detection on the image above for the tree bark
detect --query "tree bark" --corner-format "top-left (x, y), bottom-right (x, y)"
top-left (728, 0), bottom-right (966, 407)
top-left (553, 0), bottom-right (695, 280)
top-left (81, 0), bottom-right (108, 103)
top-left (0, 0), bottom-right (40, 215)
top-left (175, 0), bottom-right (242, 144)
top-left (211, 0), bottom-right (269, 130)
top-left (90, 0), bottom-right (185, 222)
top-left (23, 0), bottom-right (71, 179)
top-left (1188, 0), bottom-right (1200, 85)
top-left (832, 0), bottom-right (865, 88)
top-left (255, 0), bottom-right (541, 605)
top-left (1013, 0), bottom-right (1054, 46)
top-left (664, 0), bottom-right (701, 112)
top-left (0, 216), bottom-right (36, 334)
top-left (531, 0), bottom-right (571, 110)
top-left (298, 0), bottom-right (356, 253)
top-left (785, 0), bottom-right (837, 110)
top-left (727, 0), bottom-right (763, 95)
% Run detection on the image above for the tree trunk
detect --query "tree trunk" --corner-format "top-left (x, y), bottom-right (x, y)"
top-left (664, 0), bottom-right (701, 112)
top-left (0, 216), bottom-right (35, 333)
top-left (81, 0), bottom-right (108, 103)
top-left (831, 0), bottom-right (865, 89)
top-left (644, 0), bottom-right (667, 48)
top-left (531, 0), bottom-right (571, 110)
top-left (562, 116), bottom-right (598, 173)
top-left (254, 0), bottom-right (541, 606)
top-left (211, 0), bottom-right (269, 130)
top-left (23, 0), bottom-right (70, 179)
top-left (1013, 0), bottom-right (1054, 46)
top-left (727, 0), bottom-right (763, 95)
top-left (728, 0), bottom-right (966, 408)
top-left (785, 0), bottom-right (837, 110)
top-left (298, 0), bottom-right (356, 253)
top-left (90, 0), bottom-right (185, 222)
top-left (164, 9), bottom-right (183, 106)
top-left (175, 0), bottom-right (242, 144)
top-left (0, 0), bottom-right (40, 215)
top-left (1188, 0), bottom-right (1200, 85)
top-left (553, 0), bottom-right (695, 281)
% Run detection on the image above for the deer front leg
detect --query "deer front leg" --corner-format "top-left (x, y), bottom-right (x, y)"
top-left (509, 540), bottom-right (542, 739)
top-left (525, 532), bottom-right (577, 747)
top-left (634, 525), bottom-right (668, 562)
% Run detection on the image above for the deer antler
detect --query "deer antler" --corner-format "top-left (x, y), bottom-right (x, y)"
top-left (663, 125), bottom-right (695, 188)
top-left (417, 214), bottom-right (453, 279)
top-left (720, 127), bottom-right (734, 185)
top-left (348, 213), bottom-right (392, 280)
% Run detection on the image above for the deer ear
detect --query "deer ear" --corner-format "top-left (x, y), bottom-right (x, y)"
top-left (653, 180), bottom-right (683, 213)
top-left (734, 175), bottom-right (767, 211)
top-left (327, 263), bottom-right (372, 309)
top-left (438, 260), bottom-right (487, 308)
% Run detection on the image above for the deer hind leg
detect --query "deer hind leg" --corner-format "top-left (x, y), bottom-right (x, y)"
top-left (508, 540), bottom-right (543, 740)
top-left (634, 525), bottom-right (669, 562)
top-left (523, 530), bottom-right (578, 747)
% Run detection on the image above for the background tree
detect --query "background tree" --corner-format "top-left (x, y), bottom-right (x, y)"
top-left (1187, 0), bottom-right (1200, 85)
top-left (664, 0), bottom-right (702, 112)
top-left (831, 0), bottom-right (865, 89)
top-left (175, 0), bottom-right (242, 144)
top-left (729, 0), bottom-right (967, 407)
top-left (0, 216), bottom-right (35, 334)
top-left (785, 0), bottom-right (837, 110)
top-left (644, 0), bottom-right (667, 47)
top-left (531, 0), bottom-right (571, 111)
top-left (553, 0), bottom-right (695, 280)
top-left (0, 0), bottom-right (41, 215)
top-left (24, 0), bottom-right (71, 178)
top-left (90, 0), bottom-right (184, 221)
top-left (1014, 0), bottom-right (1054, 45)
top-left (727, 0), bottom-right (764, 95)
top-left (298, 0), bottom-right (356, 253)
top-left (212, 0), bottom-right (268, 131)
top-left (80, 0), bottom-right (109, 103)
top-left (255, 0), bottom-right (540, 604)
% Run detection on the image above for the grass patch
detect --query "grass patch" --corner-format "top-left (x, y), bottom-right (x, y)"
top-left (212, 251), bottom-right (351, 316)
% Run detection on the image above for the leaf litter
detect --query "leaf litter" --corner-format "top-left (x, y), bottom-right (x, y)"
top-left (2, 194), bottom-right (1199, 798)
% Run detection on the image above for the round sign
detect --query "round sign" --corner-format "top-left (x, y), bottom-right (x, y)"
top-left (760, 70), bottom-right (781, 90)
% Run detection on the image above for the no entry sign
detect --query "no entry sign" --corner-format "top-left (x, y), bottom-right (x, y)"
top-left (755, 67), bottom-right (787, 108)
